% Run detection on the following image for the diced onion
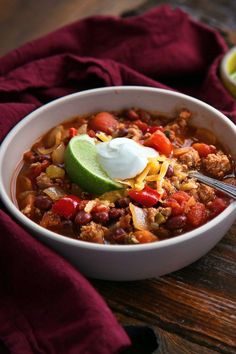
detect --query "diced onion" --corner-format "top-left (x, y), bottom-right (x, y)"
top-left (43, 186), bottom-right (66, 200)
top-left (84, 201), bottom-right (96, 213)
top-left (46, 165), bottom-right (65, 179)
top-left (38, 126), bottom-right (64, 154)
top-left (173, 147), bottom-right (191, 156)
top-left (52, 143), bottom-right (66, 164)
top-left (44, 125), bottom-right (64, 148)
top-left (129, 202), bottom-right (148, 230)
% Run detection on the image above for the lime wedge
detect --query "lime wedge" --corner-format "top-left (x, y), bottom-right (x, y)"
top-left (65, 134), bottom-right (122, 194)
top-left (230, 71), bottom-right (236, 82)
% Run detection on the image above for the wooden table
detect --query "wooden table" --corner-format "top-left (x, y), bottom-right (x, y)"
top-left (0, 1), bottom-right (236, 353)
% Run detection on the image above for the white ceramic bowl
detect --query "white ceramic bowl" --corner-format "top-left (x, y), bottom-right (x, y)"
top-left (1, 86), bottom-right (236, 281)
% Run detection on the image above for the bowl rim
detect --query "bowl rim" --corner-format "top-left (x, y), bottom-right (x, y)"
top-left (220, 46), bottom-right (236, 87)
top-left (1, 85), bottom-right (236, 253)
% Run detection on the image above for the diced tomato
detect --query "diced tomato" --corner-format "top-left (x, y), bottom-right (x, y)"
top-left (69, 127), bottom-right (78, 138)
top-left (144, 130), bottom-right (173, 156)
top-left (126, 109), bottom-right (139, 121)
top-left (134, 121), bottom-right (164, 134)
top-left (164, 191), bottom-right (190, 216)
top-left (66, 195), bottom-right (81, 203)
top-left (192, 143), bottom-right (216, 157)
top-left (88, 129), bottom-right (96, 138)
top-left (147, 126), bottom-right (164, 134)
top-left (165, 198), bottom-right (184, 216)
top-left (187, 202), bottom-right (207, 227)
top-left (52, 195), bottom-right (81, 218)
top-left (171, 191), bottom-right (190, 203)
top-left (128, 185), bottom-right (161, 207)
top-left (134, 120), bottom-right (148, 133)
top-left (207, 197), bottom-right (229, 218)
top-left (89, 112), bottom-right (118, 134)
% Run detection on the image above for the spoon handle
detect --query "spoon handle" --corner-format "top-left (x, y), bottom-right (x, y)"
top-left (189, 171), bottom-right (236, 199)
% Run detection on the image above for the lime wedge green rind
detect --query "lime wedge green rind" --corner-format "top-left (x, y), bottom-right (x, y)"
top-left (65, 134), bottom-right (122, 195)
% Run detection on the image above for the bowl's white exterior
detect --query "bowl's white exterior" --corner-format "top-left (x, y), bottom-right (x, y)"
top-left (1, 86), bottom-right (236, 280)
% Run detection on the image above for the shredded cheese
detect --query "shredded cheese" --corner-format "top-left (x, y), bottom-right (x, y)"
top-left (134, 164), bottom-right (151, 190)
top-left (157, 160), bottom-right (170, 181)
top-left (117, 179), bottom-right (135, 188)
top-left (148, 158), bottom-right (160, 175)
top-left (155, 160), bottom-right (170, 194)
top-left (96, 132), bottom-right (112, 142)
top-left (117, 154), bottom-right (171, 195)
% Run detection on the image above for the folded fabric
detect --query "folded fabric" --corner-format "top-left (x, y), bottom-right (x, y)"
top-left (0, 5), bottom-right (235, 354)
top-left (0, 212), bottom-right (130, 354)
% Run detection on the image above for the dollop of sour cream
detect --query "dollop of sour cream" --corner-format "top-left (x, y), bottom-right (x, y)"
top-left (96, 137), bottom-right (158, 180)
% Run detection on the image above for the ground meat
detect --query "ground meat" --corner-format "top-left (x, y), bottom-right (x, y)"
top-left (40, 211), bottom-right (61, 228)
top-left (167, 129), bottom-right (176, 142)
top-left (158, 207), bottom-right (172, 217)
top-left (127, 126), bottom-right (142, 141)
top-left (117, 214), bottom-right (132, 230)
top-left (21, 193), bottom-right (35, 217)
top-left (36, 172), bottom-right (53, 189)
top-left (178, 148), bottom-right (200, 168)
top-left (166, 110), bottom-right (191, 135)
top-left (223, 177), bottom-right (236, 186)
top-left (198, 183), bottom-right (215, 203)
top-left (163, 179), bottom-right (176, 194)
top-left (177, 109), bottom-right (191, 128)
top-left (202, 151), bottom-right (231, 178)
top-left (147, 207), bottom-right (172, 224)
top-left (146, 208), bottom-right (159, 223)
top-left (79, 222), bottom-right (107, 244)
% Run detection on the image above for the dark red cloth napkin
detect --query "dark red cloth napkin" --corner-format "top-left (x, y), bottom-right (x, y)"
top-left (1, 5), bottom-right (236, 354)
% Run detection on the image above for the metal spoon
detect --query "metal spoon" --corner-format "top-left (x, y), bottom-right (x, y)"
top-left (189, 171), bottom-right (236, 199)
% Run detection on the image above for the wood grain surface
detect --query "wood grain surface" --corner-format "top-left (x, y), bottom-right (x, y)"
top-left (0, 1), bottom-right (236, 354)
top-left (0, 0), bottom-right (144, 56)
top-left (92, 224), bottom-right (236, 353)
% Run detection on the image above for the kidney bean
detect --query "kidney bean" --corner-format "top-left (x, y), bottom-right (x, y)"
top-left (166, 165), bottom-right (174, 178)
top-left (34, 196), bottom-right (52, 210)
top-left (109, 208), bottom-right (125, 219)
top-left (92, 211), bottom-right (109, 224)
top-left (139, 110), bottom-right (151, 123)
top-left (112, 228), bottom-right (127, 243)
top-left (165, 215), bottom-right (187, 230)
top-left (115, 197), bottom-right (130, 208)
top-left (75, 211), bottom-right (92, 225)
top-left (92, 204), bottom-right (109, 213)
top-left (117, 128), bottom-right (128, 137)
top-left (126, 109), bottom-right (139, 120)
